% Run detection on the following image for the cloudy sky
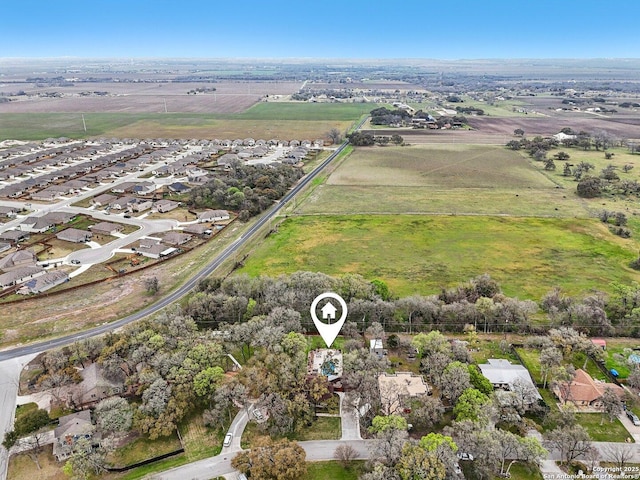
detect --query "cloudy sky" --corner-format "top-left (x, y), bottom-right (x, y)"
top-left (2, 0), bottom-right (638, 59)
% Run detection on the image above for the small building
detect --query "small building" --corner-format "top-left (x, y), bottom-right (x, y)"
top-left (182, 224), bottom-right (212, 236)
top-left (167, 182), bottom-right (191, 194)
top-left (370, 338), bottom-right (385, 358)
top-left (91, 193), bottom-right (117, 207)
top-left (591, 338), bottom-right (607, 350)
top-left (378, 372), bottom-right (430, 415)
top-left (73, 362), bottom-right (124, 406)
top-left (307, 349), bottom-right (343, 380)
top-left (137, 242), bottom-right (177, 259)
top-left (56, 228), bottom-right (92, 243)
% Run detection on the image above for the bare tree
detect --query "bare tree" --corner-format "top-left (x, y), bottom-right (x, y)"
top-left (603, 443), bottom-right (635, 469)
top-left (327, 128), bottom-right (343, 145)
top-left (544, 424), bottom-right (592, 465)
top-left (599, 387), bottom-right (623, 424)
top-left (334, 443), bottom-right (358, 467)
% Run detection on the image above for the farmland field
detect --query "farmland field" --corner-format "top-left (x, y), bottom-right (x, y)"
top-left (0, 103), bottom-right (375, 141)
top-left (238, 215), bottom-right (640, 299)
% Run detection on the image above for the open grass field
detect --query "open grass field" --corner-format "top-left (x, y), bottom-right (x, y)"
top-left (239, 214), bottom-right (640, 299)
top-left (294, 144), bottom-right (591, 216)
top-left (574, 414), bottom-right (632, 442)
top-left (0, 103), bottom-right (374, 141)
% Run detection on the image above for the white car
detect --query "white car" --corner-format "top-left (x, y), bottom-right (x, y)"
top-left (454, 463), bottom-right (462, 474)
top-left (223, 433), bottom-right (233, 447)
top-left (457, 452), bottom-right (474, 461)
top-left (253, 409), bottom-right (264, 420)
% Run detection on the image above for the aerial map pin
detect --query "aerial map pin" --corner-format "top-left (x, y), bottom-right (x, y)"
top-left (310, 292), bottom-right (348, 348)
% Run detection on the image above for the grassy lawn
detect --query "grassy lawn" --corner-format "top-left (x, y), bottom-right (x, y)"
top-left (471, 337), bottom-right (520, 364)
top-left (575, 413), bottom-right (633, 442)
top-left (515, 348), bottom-right (543, 384)
top-left (7, 444), bottom-right (67, 480)
top-left (238, 214), bottom-right (640, 300)
top-left (178, 410), bottom-right (223, 460)
top-left (570, 352), bottom-right (608, 382)
top-left (307, 460), bottom-right (364, 480)
top-left (292, 416), bottom-right (342, 441)
top-left (107, 433), bottom-right (182, 468)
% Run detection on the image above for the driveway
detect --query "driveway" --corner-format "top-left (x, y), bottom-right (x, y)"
top-left (338, 392), bottom-right (362, 440)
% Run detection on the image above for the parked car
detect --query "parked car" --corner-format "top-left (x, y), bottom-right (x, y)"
top-left (626, 410), bottom-right (640, 426)
top-left (453, 463), bottom-right (462, 474)
top-left (223, 433), bottom-right (233, 447)
top-left (253, 409), bottom-right (264, 420)
top-left (457, 452), bottom-right (474, 461)
top-left (70, 259), bottom-right (81, 265)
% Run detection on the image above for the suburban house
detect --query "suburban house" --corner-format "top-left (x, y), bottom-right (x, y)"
top-left (0, 206), bottom-right (19, 218)
top-left (71, 362), bottom-right (124, 407)
top-left (182, 224), bottom-right (212, 236)
top-left (109, 196), bottom-right (136, 210)
top-left (307, 349), bottom-right (343, 380)
top-left (167, 182), bottom-right (191, 194)
top-left (19, 216), bottom-right (54, 233)
top-left (53, 411), bottom-right (94, 462)
top-left (154, 199), bottom-right (180, 213)
top-left (91, 193), bottom-right (117, 207)
top-left (0, 230), bottom-right (29, 244)
top-left (553, 368), bottom-right (625, 408)
top-left (378, 372), bottom-right (431, 415)
top-left (197, 209), bottom-right (230, 223)
top-left (137, 241), bottom-right (177, 259)
top-left (0, 249), bottom-right (37, 270)
top-left (0, 243), bottom-right (10, 254)
top-left (129, 198), bottom-right (153, 212)
top-left (89, 222), bottom-right (123, 236)
top-left (56, 228), bottom-right (93, 243)
top-left (161, 232), bottom-right (192, 246)
top-left (0, 265), bottom-right (45, 288)
top-left (478, 359), bottom-right (541, 399)
top-left (18, 270), bottom-right (69, 295)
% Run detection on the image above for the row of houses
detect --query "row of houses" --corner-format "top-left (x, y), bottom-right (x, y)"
top-left (0, 249), bottom-right (69, 292)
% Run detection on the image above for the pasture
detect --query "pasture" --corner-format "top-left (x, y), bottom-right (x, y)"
top-left (239, 215), bottom-right (640, 299)
top-left (295, 144), bottom-right (590, 216)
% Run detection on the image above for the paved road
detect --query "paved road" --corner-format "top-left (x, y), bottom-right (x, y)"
top-left (0, 354), bottom-right (37, 480)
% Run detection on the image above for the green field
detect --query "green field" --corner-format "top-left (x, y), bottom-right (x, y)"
top-left (294, 144), bottom-right (592, 216)
top-left (0, 103), bottom-right (375, 141)
top-left (239, 215), bottom-right (640, 299)
top-left (306, 460), bottom-right (364, 480)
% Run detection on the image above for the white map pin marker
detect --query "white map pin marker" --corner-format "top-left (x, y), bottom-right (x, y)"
top-left (310, 292), bottom-right (348, 348)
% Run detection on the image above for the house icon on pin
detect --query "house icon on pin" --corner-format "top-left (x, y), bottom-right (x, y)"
top-left (321, 301), bottom-right (337, 322)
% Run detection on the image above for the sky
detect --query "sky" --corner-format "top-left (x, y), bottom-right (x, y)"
top-left (2, 0), bottom-right (639, 59)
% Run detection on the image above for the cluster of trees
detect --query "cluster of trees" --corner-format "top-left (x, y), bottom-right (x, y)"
top-left (359, 411), bottom-right (546, 479)
top-left (185, 272), bottom-right (640, 338)
top-left (369, 107), bottom-right (412, 126)
top-left (347, 132), bottom-right (404, 146)
top-left (187, 163), bottom-right (304, 220)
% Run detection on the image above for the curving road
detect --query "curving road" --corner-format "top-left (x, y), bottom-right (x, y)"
top-left (0, 132), bottom-right (357, 362)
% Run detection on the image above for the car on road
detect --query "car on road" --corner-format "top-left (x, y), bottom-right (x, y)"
top-left (627, 410), bottom-right (640, 426)
top-left (223, 433), bottom-right (233, 447)
top-left (70, 259), bottom-right (81, 265)
top-left (253, 409), bottom-right (264, 420)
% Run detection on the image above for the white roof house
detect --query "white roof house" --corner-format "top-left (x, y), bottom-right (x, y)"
top-left (478, 359), bottom-right (541, 399)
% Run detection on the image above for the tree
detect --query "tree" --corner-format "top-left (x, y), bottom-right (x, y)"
top-left (328, 128), bottom-right (342, 145)
top-left (467, 364), bottom-right (493, 395)
top-left (576, 176), bottom-right (602, 198)
top-left (554, 151), bottom-right (571, 161)
top-left (603, 443), bottom-right (636, 469)
top-left (627, 367), bottom-right (640, 390)
top-left (544, 424), bottom-right (592, 465)
top-left (193, 366), bottom-right (224, 398)
top-left (544, 158), bottom-right (556, 170)
top-left (369, 414), bottom-right (408, 434)
top-left (396, 443), bottom-right (445, 480)
top-left (514, 128), bottom-right (525, 137)
top-left (144, 276), bottom-right (159, 295)
top-left (563, 162), bottom-right (572, 176)
top-left (407, 395), bottom-right (444, 431)
top-left (391, 134), bottom-right (404, 146)
top-left (411, 331), bottom-right (450, 358)
top-left (440, 361), bottom-right (471, 403)
top-left (232, 437), bottom-right (307, 480)
top-left (334, 443), bottom-right (358, 467)
top-left (599, 386), bottom-right (623, 424)
top-left (453, 388), bottom-right (490, 422)
top-left (95, 397), bottom-right (133, 436)
top-left (540, 347), bottom-right (562, 389)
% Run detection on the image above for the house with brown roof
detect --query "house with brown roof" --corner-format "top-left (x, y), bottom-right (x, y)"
top-left (154, 199), bottom-right (180, 213)
top-left (0, 265), bottom-right (45, 288)
top-left (91, 193), bottom-right (117, 207)
top-left (553, 368), bottom-right (625, 408)
top-left (197, 209), bottom-right (230, 223)
top-left (162, 232), bottom-right (192, 246)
